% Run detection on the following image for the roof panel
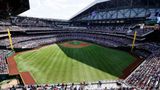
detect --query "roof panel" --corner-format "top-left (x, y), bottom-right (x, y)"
top-left (70, 0), bottom-right (109, 20)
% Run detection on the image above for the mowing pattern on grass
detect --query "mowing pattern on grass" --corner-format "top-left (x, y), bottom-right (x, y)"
top-left (14, 41), bottom-right (135, 84)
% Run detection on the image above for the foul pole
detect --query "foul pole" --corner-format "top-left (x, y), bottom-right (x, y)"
top-left (7, 28), bottom-right (14, 50)
top-left (131, 31), bottom-right (137, 52)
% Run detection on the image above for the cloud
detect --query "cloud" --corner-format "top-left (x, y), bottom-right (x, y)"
top-left (20, 0), bottom-right (95, 20)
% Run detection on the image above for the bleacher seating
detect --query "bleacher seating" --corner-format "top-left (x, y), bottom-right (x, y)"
top-left (0, 50), bottom-right (13, 74)
top-left (10, 80), bottom-right (136, 90)
top-left (0, 16), bottom-right (159, 90)
top-left (0, 33), bottom-right (133, 49)
top-left (125, 44), bottom-right (160, 90)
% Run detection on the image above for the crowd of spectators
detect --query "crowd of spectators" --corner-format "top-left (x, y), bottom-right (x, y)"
top-left (0, 26), bottom-right (24, 32)
top-left (133, 49), bottom-right (151, 58)
top-left (126, 55), bottom-right (160, 89)
top-left (0, 33), bottom-right (133, 49)
top-left (0, 16), bottom-right (159, 90)
top-left (20, 27), bottom-right (56, 31)
top-left (8, 25), bottom-right (153, 38)
top-left (0, 22), bottom-right (154, 41)
top-left (12, 17), bottom-right (54, 27)
top-left (0, 33), bottom-right (159, 90)
top-left (0, 50), bottom-right (13, 74)
top-left (87, 25), bottom-right (154, 37)
top-left (0, 35), bottom-right (57, 46)
top-left (136, 42), bottom-right (160, 53)
top-left (0, 26), bottom-right (7, 33)
top-left (125, 44), bottom-right (160, 90)
top-left (10, 80), bottom-right (136, 90)
top-left (0, 19), bottom-right (11, 26)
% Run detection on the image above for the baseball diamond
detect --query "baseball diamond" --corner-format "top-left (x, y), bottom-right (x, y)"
top-left (14, 41), bottom-right (135, 84)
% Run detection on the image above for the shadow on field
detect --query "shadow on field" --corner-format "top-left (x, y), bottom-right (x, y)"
top-left (58, 44), bottom-right (121, 78)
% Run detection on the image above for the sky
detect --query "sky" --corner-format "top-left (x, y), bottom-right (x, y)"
top-left (20, 0), bottom-right (95, 20)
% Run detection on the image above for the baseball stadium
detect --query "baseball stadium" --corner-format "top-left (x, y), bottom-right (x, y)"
top-left (0, 0), bottom-right (160, 90)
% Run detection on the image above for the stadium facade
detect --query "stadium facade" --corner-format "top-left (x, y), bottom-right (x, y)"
top-left (71, 0), bottom-right (160, 24)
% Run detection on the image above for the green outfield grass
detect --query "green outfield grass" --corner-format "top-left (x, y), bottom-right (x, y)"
top-left (14, 41), bottom-right (135, 84)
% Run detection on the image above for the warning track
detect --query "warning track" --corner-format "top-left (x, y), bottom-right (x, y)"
top-left (7, 54), bottom-right (36, 85)
top-left (20, 72), bottom-right (36, 85)
top-left (7, 54), bottom-right (19, 75)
